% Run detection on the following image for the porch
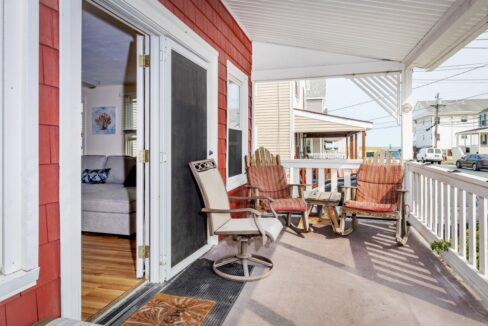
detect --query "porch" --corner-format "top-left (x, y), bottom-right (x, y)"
top-left (214, 159), bottom-right (488, 325)
top-left (210, 220), bottom-right (488, 325)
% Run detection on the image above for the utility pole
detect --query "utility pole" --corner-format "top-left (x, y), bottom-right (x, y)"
top-left (427, 93), bottom-right (446, 148)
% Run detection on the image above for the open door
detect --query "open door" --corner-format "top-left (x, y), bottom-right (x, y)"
top-left (136, 34), bottom-right (149, 278)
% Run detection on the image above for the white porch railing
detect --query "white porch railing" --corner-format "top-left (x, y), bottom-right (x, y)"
top-left (406, 162), bottom-right (488, 299)
top-left (281, 159), bottom-right (362, 192)
top-left (308, 152), bottom-right (347, 160)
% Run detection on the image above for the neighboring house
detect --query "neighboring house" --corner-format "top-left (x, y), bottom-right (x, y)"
top-left (254, 80), bottom-right (372, 160)
top-left (455, 107), bottom-right (488, 158)
top-left (305, 79), bottom-right (326, 114)
top-left (413, 99), bottom-right (488, 156)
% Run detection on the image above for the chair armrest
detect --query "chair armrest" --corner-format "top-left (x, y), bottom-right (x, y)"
top-left (201, 207), bottom-right (262, 216)
top-left (396, 188), bottom-right (408, 193)
top-left (201, 207), bottom-right (267, 244)
top-left (228, 195), bottom-right (274, 202)
top-left (246, 184), bottom-right (262, 190)
top-left (288, 183), bottom-right (310, 188)
top-left (339, 185), bottom-right (358, 189)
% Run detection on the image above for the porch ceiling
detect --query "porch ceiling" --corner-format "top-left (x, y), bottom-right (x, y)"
top-left (224, 0), bottom-right (488, 73)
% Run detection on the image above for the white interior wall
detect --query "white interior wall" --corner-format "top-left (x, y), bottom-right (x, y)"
top-left (83, 84), bottom-right (135, 155)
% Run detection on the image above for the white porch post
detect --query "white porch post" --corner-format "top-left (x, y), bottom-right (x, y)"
top-left (401, 67), bottom-right (413, 160)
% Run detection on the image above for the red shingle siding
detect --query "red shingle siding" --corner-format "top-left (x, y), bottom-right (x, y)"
top-left (159, 0), bottom-right (253, 181)
top-left (0, 1), bottom-right (61, 324)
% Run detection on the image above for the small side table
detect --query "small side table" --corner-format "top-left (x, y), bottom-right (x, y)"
top-left (305, 190), bottom-right (342, 234)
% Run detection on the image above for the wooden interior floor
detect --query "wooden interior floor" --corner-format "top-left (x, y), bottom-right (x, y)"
top-left (82, 233), bottom-right (143, 321)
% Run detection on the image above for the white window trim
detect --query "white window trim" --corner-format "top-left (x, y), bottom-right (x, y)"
top-left (0, 0), bottom-right (39, 301)
top-left (226, 61), bottom-right (249, 191)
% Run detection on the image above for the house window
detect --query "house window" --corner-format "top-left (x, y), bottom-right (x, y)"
top-left (480, 113), bottom-right (487, 127)
top-left (123, 95), bottom-right (137, 157)
top-left (226, 61), bottom-right (248, 190)
top-left (461, 116), bottom-right (468, 122)
top-left (482, 134), bottom-right (488, 145)
top-left (0, 0), bottom-right (39, 301)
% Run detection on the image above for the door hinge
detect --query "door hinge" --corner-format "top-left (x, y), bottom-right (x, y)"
top-left (138, 54), bottom-right (150, 68)
top-left (138, 245), bottom-right (150, 259)
top-left (139, 149), bottom-right (150, 163)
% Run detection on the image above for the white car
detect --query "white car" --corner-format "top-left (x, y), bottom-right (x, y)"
top-left (416, 148), bottom-right (443, 164)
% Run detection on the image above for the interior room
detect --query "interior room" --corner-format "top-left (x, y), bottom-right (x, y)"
top-left (81, 2), bottom-right (143, 320)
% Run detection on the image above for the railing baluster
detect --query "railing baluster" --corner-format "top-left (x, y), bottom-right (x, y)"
top-left (331, 168), bottom-right (338, 192)
top-left (318, 168), bottom-right (325, 192)
top-left (446, 184), bottom-right (451, 241)
top-left (420, 174), bottom-right (424, 223)
top-left (452, 187), bottom-right (458, 252)
top-left (480, 198), bottom-right (488, 275)
top-left (434, 179), bottom-right (438, 234)
top-left (469, 193), bottom-right (477, 267)
top-left (306, 168), bottom-right (312, 191)
top-left (293, 168), bottom-right (300, 197)
top-left (414, 173), bottom-right (419, 217)
top-left (439, 182), bottom-right (444, 238)
top-left (344, 169), bottom-right (351, 188)
top-left (460, 190), bottom-right (467, 259)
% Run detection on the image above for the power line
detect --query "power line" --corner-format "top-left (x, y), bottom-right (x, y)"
top-left (328, 63), bottom-right (488, 113)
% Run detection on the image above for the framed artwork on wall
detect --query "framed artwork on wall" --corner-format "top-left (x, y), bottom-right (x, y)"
top-left (92, 106), bottom-right (116, 134)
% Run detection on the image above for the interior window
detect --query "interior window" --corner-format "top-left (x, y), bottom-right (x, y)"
top-left (124, 95), bottom-right (137, 157)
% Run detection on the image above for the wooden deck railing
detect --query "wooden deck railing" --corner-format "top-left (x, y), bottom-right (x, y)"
top-left (405, 162), bottom-right (488, 300)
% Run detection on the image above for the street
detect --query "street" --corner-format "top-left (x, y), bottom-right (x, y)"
top-left (438, 163), bottom-right (488, 179)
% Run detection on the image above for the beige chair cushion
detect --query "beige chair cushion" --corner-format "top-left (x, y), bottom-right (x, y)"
top-left (215, 217), bottom-right (283, 242)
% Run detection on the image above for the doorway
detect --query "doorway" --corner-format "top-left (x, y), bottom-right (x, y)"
top-left (80, 1), bottom-right (149, 320)
top-left (60, 0), bottom-right (219, 319)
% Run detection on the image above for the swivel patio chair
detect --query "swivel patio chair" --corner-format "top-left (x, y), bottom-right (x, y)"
top-left (245, 147), bottom-right (310, 232)
top-left (189, 159), bottom-right (283, 282)
top-left (339, 151), bottom-right (409, 245)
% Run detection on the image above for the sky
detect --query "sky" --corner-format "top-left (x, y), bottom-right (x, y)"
top-left (325, 30), bottom-right (488, 148)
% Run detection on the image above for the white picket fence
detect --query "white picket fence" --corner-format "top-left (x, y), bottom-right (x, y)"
top-left (406, 162), bottom-right (488, 299)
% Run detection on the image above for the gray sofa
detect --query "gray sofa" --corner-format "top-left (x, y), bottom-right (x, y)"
top-left (82, 155), bottom-right (136, 235)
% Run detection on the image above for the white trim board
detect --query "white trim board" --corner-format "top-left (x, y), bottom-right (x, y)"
top-left (0, 0), bottom-right (39, 301)
top-left (226, 60), bottom-right (249, 192)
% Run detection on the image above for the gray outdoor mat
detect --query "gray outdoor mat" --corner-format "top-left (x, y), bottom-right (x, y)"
top-left (163, 258), bottom-right (252, 326)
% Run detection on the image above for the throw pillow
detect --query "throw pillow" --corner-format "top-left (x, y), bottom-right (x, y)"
top-left (82, 168), bottom-right (111, 184)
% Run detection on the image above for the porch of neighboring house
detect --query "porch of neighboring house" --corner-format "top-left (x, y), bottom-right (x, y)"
top-left (456, 127), bottom-right (488, 156)
top-left (294, 110), bottom-right (371, 160)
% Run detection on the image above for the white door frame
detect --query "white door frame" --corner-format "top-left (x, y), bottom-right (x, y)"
top-left (59, 0), bottom-right (218, 319)
top-left (162, 38), bottom-right (219, 280)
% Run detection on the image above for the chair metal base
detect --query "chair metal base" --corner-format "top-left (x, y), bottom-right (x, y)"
top-left (213, 237), bottom-right (274, 282)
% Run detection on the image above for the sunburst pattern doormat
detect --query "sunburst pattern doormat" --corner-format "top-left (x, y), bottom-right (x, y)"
top-left (123, 293), bottom-right (215, 325)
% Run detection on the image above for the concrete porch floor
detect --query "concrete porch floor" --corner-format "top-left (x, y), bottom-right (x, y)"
top-left (205, 220), bottom-right (488, 326)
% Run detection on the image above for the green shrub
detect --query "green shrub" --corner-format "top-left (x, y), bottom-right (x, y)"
top-left (431, 240), bottom-right (451, 254)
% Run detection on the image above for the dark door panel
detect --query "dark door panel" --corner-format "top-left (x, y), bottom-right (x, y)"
top-left (171, 50), bottom-right (207, 267)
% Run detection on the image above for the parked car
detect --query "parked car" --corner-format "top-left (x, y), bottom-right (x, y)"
top-left (416, 148), bottom-right (443, 164)
top-left (456, 154), bottom-right (488, 171)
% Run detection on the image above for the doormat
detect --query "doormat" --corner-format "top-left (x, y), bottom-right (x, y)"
top-left (122, 293), bottom-right (215, 325)
top-left (161, 258), bottom-right (253, 326)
